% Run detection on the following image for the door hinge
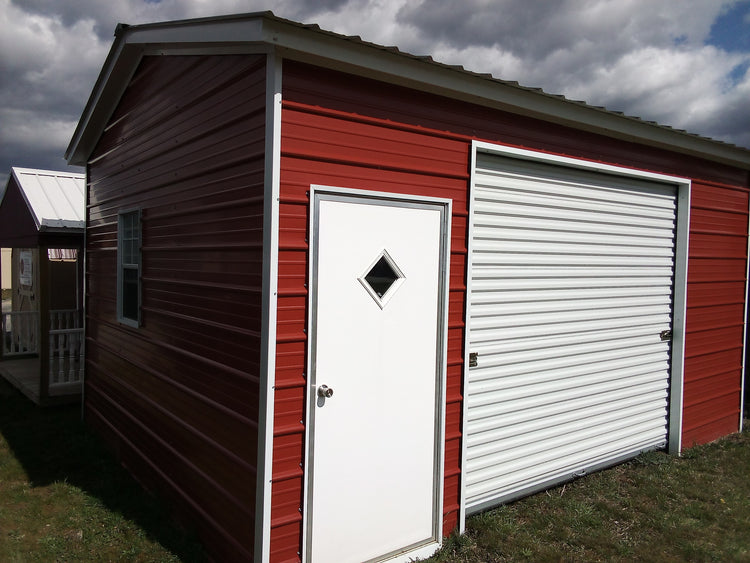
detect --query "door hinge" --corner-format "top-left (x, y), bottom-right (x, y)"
top-left (469, 352), bottom-right (478, 368)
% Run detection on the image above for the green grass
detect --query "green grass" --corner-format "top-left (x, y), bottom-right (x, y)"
top-left (428, 420), bottom-right (750, 562)
top-left (2, 370), bottom-right (748, 562)
top-left (0, 376), bottom-right (205, 562)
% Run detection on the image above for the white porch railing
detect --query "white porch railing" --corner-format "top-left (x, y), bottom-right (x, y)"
top-left (49, 309), bottom-right (84, 391)
top-left (1, 311), bottom-right (39, 356)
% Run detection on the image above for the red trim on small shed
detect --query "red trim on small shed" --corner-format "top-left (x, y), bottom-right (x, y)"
top-left (0, 176), bottom-right (47, 247)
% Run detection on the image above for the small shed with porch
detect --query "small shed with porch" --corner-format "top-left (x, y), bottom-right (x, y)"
top-left (0, 167), bottom-right (85, 405)
top-left (65, 12), bottom-right (750, 563)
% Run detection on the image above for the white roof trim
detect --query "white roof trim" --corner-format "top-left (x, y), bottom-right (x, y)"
top-left (66, 11), bottom-right (750, 170)
top-left (9, 167), bottom-right (86, 231)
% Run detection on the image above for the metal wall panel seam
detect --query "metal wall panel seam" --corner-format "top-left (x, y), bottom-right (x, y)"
top-left (256, 51), bottom-right (282, 563)
top-left (740, 193), bottom-right (750, 427)
top-left (459, 141), bottom-right (480, 533)
top-left (82, 167), bottom-right (89, 421)
top-left (438, 197), bottom-right (452, 542)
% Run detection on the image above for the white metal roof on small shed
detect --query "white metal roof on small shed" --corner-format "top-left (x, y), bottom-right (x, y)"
top-left (9, 167), bottom-right (85, 231)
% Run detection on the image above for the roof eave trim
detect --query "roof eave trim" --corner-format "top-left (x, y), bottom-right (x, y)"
top-left (65, 27), bottom-right (142, 166)
top-left (261, 18), bottom-right (750, 169)
top-left (39, 220), bottom-right (86, 231)
top-left (65, 13), bottom-right (750, 170)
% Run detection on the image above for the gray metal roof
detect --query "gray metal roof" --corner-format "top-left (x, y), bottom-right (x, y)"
top-left (66, 11), bottom-right (750, 170)
top-left (8, 167), bottom-right (85, 231)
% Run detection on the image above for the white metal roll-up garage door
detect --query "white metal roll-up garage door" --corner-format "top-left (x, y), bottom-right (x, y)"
top-left (465, 151), bottom-right (678, 513)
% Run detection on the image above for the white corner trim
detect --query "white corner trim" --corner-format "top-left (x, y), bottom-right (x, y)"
top-left (255, 52), bottom-right (283, 563)
top-left (740, 198), bottom-right (750, 428)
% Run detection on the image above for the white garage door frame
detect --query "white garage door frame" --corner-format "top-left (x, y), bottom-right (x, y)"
top-left (460, 141), bottom-right (691, 528)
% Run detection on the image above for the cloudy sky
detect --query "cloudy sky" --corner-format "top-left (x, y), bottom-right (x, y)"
top-left (1, 0), bottom-right (749, 187)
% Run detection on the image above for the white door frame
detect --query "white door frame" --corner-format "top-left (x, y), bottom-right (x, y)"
top-left (303, 185), bottom-right (452, 563)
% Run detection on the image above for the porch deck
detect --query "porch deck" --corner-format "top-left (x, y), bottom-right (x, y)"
top-left (0, 357), bottom-right (41, 403)
top-left (1, 302), bottom-right (83, 406)
top-left (0, 357), bottom-right (81, 406)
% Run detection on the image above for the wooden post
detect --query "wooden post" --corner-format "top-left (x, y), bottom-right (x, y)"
top-left (38, 245), bottom-right (50, 405)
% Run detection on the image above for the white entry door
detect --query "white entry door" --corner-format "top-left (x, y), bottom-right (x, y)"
top-left (306, 188), bottom-right (450, 563)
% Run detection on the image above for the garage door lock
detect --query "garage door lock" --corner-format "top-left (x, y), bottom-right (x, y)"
top-left (469, 352), bottom-right (478, 367)
top-left (660, 330), bottom-right (673, 342)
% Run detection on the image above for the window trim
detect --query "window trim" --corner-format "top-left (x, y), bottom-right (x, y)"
top-left (117, 208), bottom-right (142, 327)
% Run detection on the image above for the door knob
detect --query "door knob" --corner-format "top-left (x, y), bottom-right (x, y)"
top-left (318, 385), bottom-right (334, 399)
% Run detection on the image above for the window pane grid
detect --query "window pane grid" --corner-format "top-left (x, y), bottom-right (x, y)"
top-left (118, 210), bottom-right (140, 325)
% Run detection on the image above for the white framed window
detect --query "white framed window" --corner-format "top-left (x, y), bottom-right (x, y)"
top-left (117, 209), bottom-right (141, 327)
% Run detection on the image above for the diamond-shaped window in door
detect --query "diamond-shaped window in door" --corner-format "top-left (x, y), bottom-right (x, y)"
top-left (358, 249), bottom-right (405, 309)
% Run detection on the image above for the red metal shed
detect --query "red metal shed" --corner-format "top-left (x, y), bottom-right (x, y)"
top-left (65, 12), bottom-right (750, 563)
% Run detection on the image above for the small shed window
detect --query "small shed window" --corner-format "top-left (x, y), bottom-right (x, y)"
top-left (117, 209), bottom-right (141, 327)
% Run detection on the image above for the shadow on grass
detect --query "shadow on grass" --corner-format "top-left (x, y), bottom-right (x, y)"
top-left (0, 376), bottom-right (206, 561)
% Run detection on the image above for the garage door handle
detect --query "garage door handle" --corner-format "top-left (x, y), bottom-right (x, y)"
top-left (660, 330), bottom-right (672, 341)
top-left (317, 385), bottom-right (334, 399)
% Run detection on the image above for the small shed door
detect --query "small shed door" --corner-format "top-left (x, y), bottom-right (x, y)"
top-left (465, 151), bottom-right (681, 513)
top-left (306, 189), bottom-right (450, 563)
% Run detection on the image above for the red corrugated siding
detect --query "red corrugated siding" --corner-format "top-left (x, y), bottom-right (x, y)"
top-left (273, 60), bottom-right (749, 559)
top-left (86, 54), bottom-right (266, 561)
top-left (272, 100), bottom-right (469, 560)
top-left (683, 181), bottom-right (748, 446)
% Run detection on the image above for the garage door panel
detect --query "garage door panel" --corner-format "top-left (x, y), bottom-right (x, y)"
top-left (470, 310), bottom-right (672, 341)
top-left (474, 212), bottom-right (676, 238)
top-left (466, 154), bottom-right (677, 512)
top-left (475, 197), bottom-right (675, 227)
top-left (467, 419), bottom-right (668, 496)
top-left (472, 286), bottom-right (671, 304)
top-left (473, 225), bottom-right (675, 248)
top-left (471, 273), bottom-right (674, 290)
top-left (468, 368), bottom-right (669, 413)
top-left (468, 391), bottom-right (669, 442)
top-left (470, 346), bottom-right (670, 383)
top-left (471, 252), bottom-right (674, 268)
top-left (475, 169), bottom-right (677, 202)
top-left (470, 326), bottom-right (669, 356)
top-left (468, 401), bottom-right (669, 464)
top-left (471, 297), bottom-right (672, 318)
